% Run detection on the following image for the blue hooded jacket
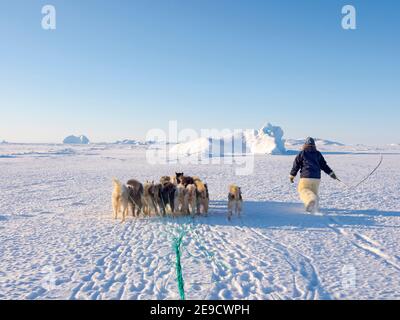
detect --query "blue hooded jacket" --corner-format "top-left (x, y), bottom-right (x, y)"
top-left (290, 145), bottom-right (333, 179)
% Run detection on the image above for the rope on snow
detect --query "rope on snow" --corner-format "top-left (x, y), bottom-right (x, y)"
top-left (336, 154), bottom-right (383, 190)
top-left (173, 229), bottom-right (186, 300)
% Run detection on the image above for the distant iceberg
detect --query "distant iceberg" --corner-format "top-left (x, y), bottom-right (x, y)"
top-left (63, 135), bottom-right (90, 144)
top-left (169, 122), bottom-right (286, 157)
top-left (244, 123), bottom-right (286, 155)
top-left (115, 139), bottom-right (141, 145)
top-left (114, 139), bottom-right (150, 145)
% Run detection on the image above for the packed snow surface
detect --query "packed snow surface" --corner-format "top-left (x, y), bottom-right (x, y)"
top-left (169, 123), bottom-right (286, 157)
top-left (63, 135), bottom-right (90, 144)
top-left (0, 143), bottom-right (400, 300)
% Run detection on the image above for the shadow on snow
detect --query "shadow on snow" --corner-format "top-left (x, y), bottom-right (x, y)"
top-left (166, 200), bottom-right (400, 230)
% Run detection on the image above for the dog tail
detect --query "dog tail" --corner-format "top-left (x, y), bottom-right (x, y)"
top-left (194, 180), bottom-right (206, 193)
top-left (229, 184), bottom-right (240, 199)
top-left (112, 177), bottom-right (122, 194)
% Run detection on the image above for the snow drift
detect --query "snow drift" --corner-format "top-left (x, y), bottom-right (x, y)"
top-left (169, 123), bottom-right (286, 157)
top-left (63, 135), bottom-right (90, 144)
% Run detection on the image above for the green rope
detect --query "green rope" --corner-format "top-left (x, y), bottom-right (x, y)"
top-left (162, 214), bottom-right (230, 300)
top-left (173, 230), bottom-right (186, 300)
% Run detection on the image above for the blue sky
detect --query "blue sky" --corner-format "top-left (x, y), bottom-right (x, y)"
top-left (1, 0), bottom-right (399, 144)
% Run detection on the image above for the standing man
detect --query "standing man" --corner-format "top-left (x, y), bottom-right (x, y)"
top-left (290, 137), bottom-right (338, 213)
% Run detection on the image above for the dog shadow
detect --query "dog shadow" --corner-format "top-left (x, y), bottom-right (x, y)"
top-left (178, 200), bottom-right (399, 230)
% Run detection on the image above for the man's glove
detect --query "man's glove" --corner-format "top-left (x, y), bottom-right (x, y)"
top-left (289, 175), bottom-right (295, 183)
top-left (330, 172), bottom-right (338, 180)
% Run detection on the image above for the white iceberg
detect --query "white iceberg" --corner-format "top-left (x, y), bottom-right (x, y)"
top-left (63, 135), bottom-right (90, 144)
top-left (244, 123), bottom-right (286, 154)
top-left (169, 122), bottom-right (286, 157)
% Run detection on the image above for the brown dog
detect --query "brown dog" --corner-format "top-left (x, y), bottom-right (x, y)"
top-left (179, 176), bottom-right (195, 187)
top-left (160, 176), bottom-right (172, 185)
top-left (174, 183), bottom-right (186, 215)
top-left (184, 184), bottom-right (197, 216)
top-left (161, 174), bottom-right (181, 186)
top-left (193, 177), bottom-right (209, 215)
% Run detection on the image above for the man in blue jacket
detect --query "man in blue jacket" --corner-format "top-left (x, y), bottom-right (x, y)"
top-left (290, 137), bottom-right (338, 213)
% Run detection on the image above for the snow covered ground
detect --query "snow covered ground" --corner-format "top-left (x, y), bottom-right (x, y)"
top-left (1, 143), bottom-right (399, 300)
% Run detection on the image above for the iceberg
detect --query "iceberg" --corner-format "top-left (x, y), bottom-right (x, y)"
top-left (63, 135), bottom-right (90, 144)
top-left (169, 122), bottom-right (286, 157)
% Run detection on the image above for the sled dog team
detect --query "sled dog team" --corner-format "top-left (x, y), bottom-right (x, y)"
top-left (113, 137), bottom-right (340, 221)
top-left (112, 172), bottom-right (243, 222)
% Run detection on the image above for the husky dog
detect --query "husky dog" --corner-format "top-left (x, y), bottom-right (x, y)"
top-left (160, 176), bottom-right (172, 185)
top-left (174, 183), bottom-right (186, 215)
top-left (126, 179), bottom-right (144, 217)
top-left (112, 178), bottom-right (131, 222)
top-left (143, 181), bottom-right (159, 216)
top-left (175, 172), bottom-right (184, 184)
top-left (179, 175), bottom-right (195, 187)
top-left (193, 177), bottom-right (209, 215)
top-left (161, 174), bottom-right (181, 186)
top-left (160, 176), bottom-right (171, 185)
top-left (160, 182), bottom-right (176, 215)
top-left (153, 183), bottom-right (165, 216)
top-left (204, 183), bottom-right (210, 213)
top-left (228, 184), bottom-right (242, 220)
top-left (185, 184), bottom-right (197, 216)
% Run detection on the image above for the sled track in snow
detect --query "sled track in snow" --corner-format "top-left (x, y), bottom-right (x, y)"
top-left (69, 208), bottom-right (400, 300)
top-left (185, 209), bottom-right (330, 300)
top-left (67, 211), bottom-right (340, 300)
top-left (187, 218), bottom-right (283, 300)
top-left (326, 216), bottom-right (400, 272)
top-left (236, 217), bottom-right (331, 300)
